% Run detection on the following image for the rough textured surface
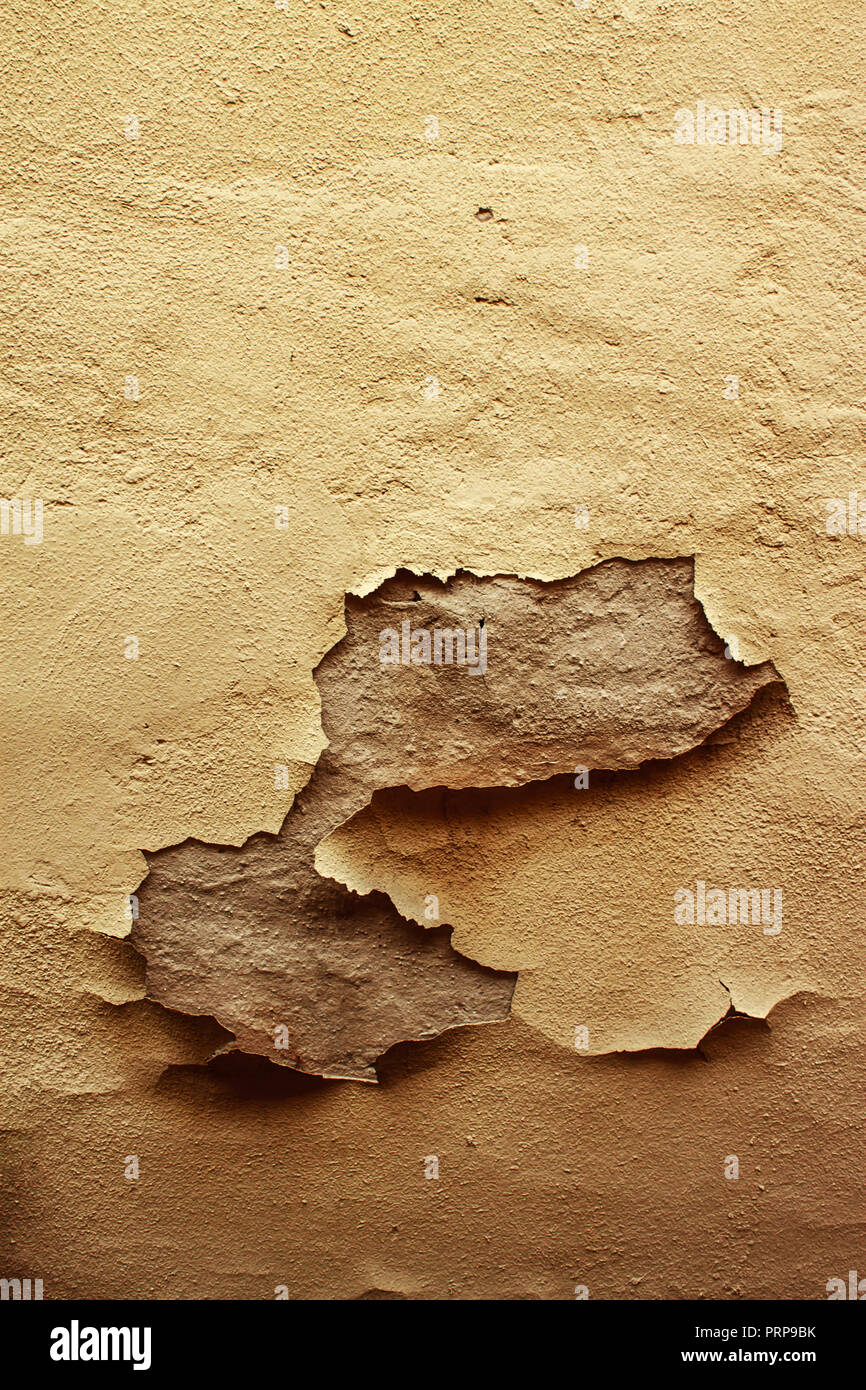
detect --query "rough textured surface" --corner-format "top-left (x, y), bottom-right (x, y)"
top-left (318, 559), bottom-right (779, 797)
top-left (135, 557), bottom-right (779, 1080)
top-left (136, 822), bottom-right (517, 1083)
top-left (1, 0), bottom-right (863, 1300)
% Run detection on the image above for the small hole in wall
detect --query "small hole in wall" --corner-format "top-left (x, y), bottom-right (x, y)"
top-left (475, 207), bottom-right (494, 221)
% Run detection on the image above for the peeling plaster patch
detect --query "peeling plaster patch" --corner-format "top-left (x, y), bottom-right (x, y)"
top-left (136, 815), bottom-right (516, 1083)
top-left (134, 558), bottom-right (780, 1079)
top-left (315, 559), bottom-right (778, 805)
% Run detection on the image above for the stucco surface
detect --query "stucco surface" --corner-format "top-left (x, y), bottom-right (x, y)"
top-left (1, 0), bottom-right (863, 1299)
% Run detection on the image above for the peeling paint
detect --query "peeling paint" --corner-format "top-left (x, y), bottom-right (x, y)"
top-left (135, 558), bottom-right (780, 1075)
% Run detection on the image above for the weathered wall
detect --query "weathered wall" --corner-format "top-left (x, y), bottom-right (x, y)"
top-left (1, 0), bottom-right (863, 1299)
